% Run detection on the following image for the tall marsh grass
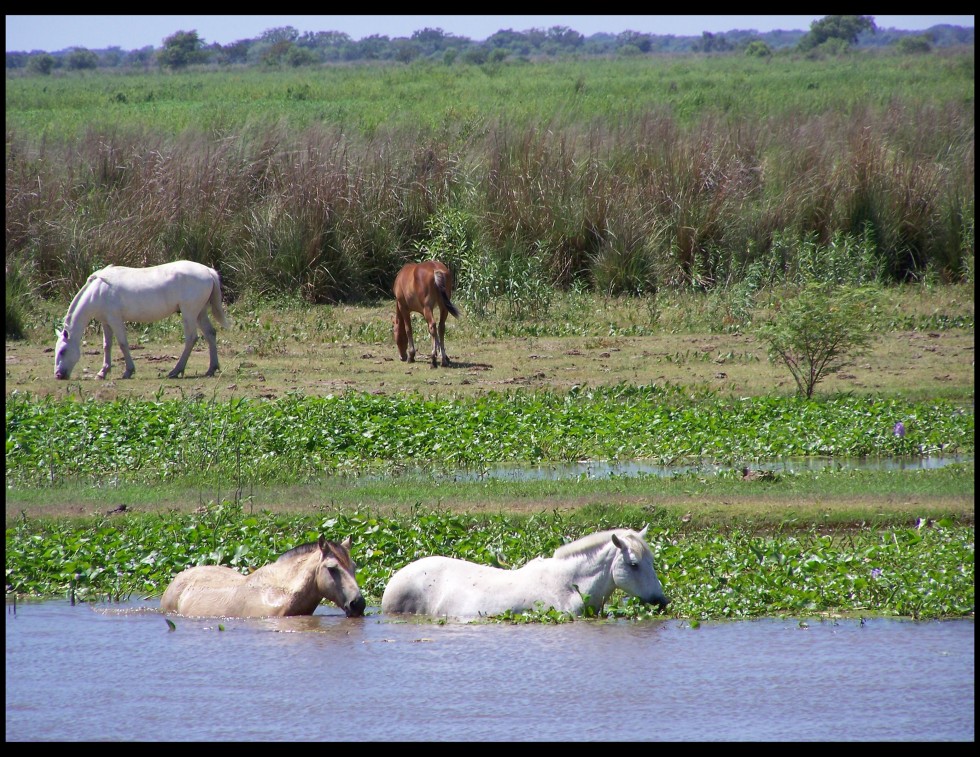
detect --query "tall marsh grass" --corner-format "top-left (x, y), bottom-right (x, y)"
top-left (5, 52), bottom-right (974, 315)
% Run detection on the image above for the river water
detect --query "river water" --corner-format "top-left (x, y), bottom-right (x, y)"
top-left (5, 598), bottom-right (973, 742)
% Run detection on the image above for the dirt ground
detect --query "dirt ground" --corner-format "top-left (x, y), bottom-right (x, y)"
top-left (5, 317), bottom-right (975, 404)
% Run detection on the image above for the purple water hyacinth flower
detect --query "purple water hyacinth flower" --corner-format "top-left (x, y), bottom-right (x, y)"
top-left (871, 568), bottom-right (883, 579)
top-left (893, 422), bottom-right (906, 437)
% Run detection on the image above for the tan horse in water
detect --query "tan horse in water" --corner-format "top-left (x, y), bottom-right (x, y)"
top-left (161, 537), bottom-right (366, 618)
top-left (393, 260), bottom-right (460, 367)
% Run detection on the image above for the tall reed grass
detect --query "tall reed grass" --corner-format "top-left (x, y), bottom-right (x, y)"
top-left (5, 53), bottom-right (974, 325)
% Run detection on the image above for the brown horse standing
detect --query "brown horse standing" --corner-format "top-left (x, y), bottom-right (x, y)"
top-left (393, 260), bottom-right (461, 367)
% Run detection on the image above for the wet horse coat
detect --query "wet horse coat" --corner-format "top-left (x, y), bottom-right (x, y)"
top-left (393, 260), bottom-right (460, 367)
top-left (54, 260), bottom-right (228, 380)
top-left (161, 537), bottom-right (366, 618)
top-left (381, 526), bottom-right (668, 619)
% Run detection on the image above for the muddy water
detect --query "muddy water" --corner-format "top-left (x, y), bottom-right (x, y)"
top-left (5, 599), bottom-right (973, 742)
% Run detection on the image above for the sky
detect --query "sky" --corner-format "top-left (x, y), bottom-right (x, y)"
top-left (6, 15), bottom-right (975, 52)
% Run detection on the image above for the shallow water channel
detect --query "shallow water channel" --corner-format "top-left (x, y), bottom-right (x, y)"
top-left (5, 598), bottom-right (974, 742)
top-left (442, 453), bottom-right (972, 482)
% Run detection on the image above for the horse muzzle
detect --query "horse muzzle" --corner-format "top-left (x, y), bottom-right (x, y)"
top-left (346, 595), bottom-right (367, 618)
top-left (647, 594), bottom-right (670, 611)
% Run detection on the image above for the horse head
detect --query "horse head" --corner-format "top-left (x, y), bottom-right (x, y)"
top-left (315, 536), bottom-right (367, 618)
top-left (610, 526), bottom-right (669, 610)
top-left (54, 327), bottom-right (80, 380)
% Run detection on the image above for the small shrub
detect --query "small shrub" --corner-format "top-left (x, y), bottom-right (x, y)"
top-left (756, 282), bottom-right (879, 398)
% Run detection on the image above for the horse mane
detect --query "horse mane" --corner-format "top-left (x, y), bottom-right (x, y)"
top-left (63, 273), bottom-right (99, 329)
top-left (276, 539), bottom-right (353, 569)
top-left (553, 529), bottom-right (648, 559)
top-left (276, 541), bottom-right (321, 562)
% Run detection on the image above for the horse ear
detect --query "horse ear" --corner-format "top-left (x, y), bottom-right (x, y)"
top-left (317, 536), bottom-right (327, 551)
top-left (639, 524), bottom-right (649, 538)
top-left (341, 536), bottom-right (352, 551)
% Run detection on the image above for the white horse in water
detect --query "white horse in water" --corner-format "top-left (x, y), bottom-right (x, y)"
top-left (54, 260), bottom-right (228, 380)
top-left (381, 526), bottom-right (668, 620)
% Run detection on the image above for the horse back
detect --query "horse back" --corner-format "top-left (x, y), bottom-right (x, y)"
top-left (94, 261), bottom-right (223, 322)
top-left (394, 260), bottom-right (458, 317)
top-left (160, 564), bottom-right (244, 614)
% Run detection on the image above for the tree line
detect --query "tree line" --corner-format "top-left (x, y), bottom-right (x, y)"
top-left (7, 16), bottom-right (974, 74)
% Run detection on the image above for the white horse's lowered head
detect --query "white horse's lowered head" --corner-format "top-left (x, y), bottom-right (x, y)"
top-left (54, 260), bottom-right (228, 380)
top-left (381, 525), bottom-right (668, 620)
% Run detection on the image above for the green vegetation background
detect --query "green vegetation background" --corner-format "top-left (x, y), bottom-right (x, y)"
top-left (5, 50), bottom-right (974, 620)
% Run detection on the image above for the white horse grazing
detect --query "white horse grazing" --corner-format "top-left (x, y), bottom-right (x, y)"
top-left (381, 526), bottom-right (668, 620)
top-left (54, 260), bottom-right (228, 380)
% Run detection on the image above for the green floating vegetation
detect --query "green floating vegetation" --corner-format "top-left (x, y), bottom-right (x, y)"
top-left (4, 503), bottom-right (973, 621)
top-left (6, 388), bottom-right (973, 488)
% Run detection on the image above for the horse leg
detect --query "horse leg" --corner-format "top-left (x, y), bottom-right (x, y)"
top-left (169, 313), bottom-right (198, 378)
top-left (424, 306), bottom-right (439, 368)
top-left (96, 323), bottom-right (114, 379)
top-left (402, 307), bottom-right (417, 363)
top-left (198, 312), bottom-right (220, 377)
top-left (438, 309), bottom-right (451, 367)
top-left (106, 317), bottom-right (137, 379)
top-left (394, 307), bottom-right (411, 362)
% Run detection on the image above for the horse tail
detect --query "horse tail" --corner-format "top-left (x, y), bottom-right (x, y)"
top-left (433, 269), bottom-right (461, 319)
top-left (209, 268), bottom-right (229, 327)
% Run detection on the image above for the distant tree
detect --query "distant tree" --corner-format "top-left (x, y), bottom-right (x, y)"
top-left (219, 39), bottom-right (251, 65)
top-left (125, 46), bottom-right (155, 69)
top-left (101, 47), bottom-right (125, 68)
top-left (157, 30), bottom-right (207, 69)
top-left (6, 51), bottom-right (30, 69)
top-left (744, 40), bottom-right (772, 58)
top-left (260, 39), bottom-right (294, 66)
top-left (798, 15), bottom-right (876, 51)
top-left (804, 37), bottom-right (851, 59)
top-left (461, 46), bottom-right (489, 65)
top-left (27, 53), bottom-right (55, 75)
top-left (355, 34), bottom-right (388, 60)
top-left (66, 47), bottom-right (99, 70)
top-left (487, 29), bottom-right (531, 56)
top-left (896, 35), bottom-right (932, 54)
top-left (392, 39), bottom-right (421, 64)
top-left (285, 46), bottom-right (318, 67)
top-left (546, 25), bottom-right (584, 49)
top-left (260, 26), bottom-right (300, 45)
top-left (617, 31), bottom-right (653, 54)
top-left (694, 32), bottom-right (732, 53)
top-left (412, 27), bottom-right (447, 52)
top-left (582, 32), bottom-right (618, 55)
